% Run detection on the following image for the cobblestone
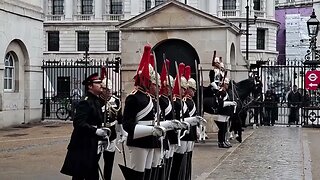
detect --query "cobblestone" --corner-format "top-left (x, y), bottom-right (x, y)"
top-left (207, 127), bottom-right (304, 180)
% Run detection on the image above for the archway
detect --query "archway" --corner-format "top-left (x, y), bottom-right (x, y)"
top-left (153, 39), bottom-right (200, 78)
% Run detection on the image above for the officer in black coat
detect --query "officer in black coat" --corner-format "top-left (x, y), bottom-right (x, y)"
top-left (61, 73), bottom-right (110, 180)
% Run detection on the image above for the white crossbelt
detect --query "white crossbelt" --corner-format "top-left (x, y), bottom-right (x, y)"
top-left (189, 104), bottom-right (196, 117)
top-left (164, 103), bottom-right (172, 116)
top-left (136, 96), bottom-right (153, 121)
top-left (137, 120), bottom-right (154, 126)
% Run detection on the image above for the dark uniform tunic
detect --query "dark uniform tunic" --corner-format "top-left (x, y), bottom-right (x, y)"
top-left (172, 96), bottom-right (190, 144)
top-left (61, 92), bottom-right (103, 177)
top-left (159, 95), bottom-right (172, 149)
top-left (99, 95), bottom-right (122, 141)
top-left (122, 88), bottom-right (158, 148)
top-left (181, 96), bottom-right (197, 141)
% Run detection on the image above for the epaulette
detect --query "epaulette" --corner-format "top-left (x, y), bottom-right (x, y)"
top-left (84, 96), bottom-right (88, 100)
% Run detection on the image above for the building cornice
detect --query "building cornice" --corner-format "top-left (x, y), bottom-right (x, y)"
top-left (0, 0), bottom-right (43, 21)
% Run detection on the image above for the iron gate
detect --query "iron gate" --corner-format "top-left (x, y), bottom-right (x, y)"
top-left (251, 59), bottom-right (320, 127)
top-left (41, 58), bottom-right (121, 120)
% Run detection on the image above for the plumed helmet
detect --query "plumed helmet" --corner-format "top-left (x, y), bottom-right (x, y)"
top-left (188, 78), bottom-right (196, 90)
top-left (169, 75), bottom-right (174, 88)
top-left (173, 63), bottom-right (185, 95)
top-left (181, 76), bottom-right (188, 89)
top-left (134, 45), bottom-right (152, 88)
top-left (102, 78), bottom-right (112, 90)
top-left (220, 62), bottom-right (224, 69)
top-left (214, 57), bottom-right (220, 63)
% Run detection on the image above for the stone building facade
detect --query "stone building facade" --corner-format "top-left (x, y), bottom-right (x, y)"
top-left (0, 0), bottom-right (43, 127)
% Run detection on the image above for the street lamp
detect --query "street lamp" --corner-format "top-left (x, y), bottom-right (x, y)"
top-left (305, 9), bottom-right (320, 61)
top-left (307, 9), bottom-right (319, 38)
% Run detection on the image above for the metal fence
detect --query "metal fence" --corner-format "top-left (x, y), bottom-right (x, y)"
top-left (41, 58), bottom-right (121, 120)
top-left (250, 59), bottom-right (320, 127)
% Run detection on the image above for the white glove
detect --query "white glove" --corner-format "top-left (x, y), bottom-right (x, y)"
top-left (152, 126), bottom-right (166, 137)
top-left (181, 121), bottom-right (190, 130)
top-left (96, 128), bottom-right (110, 137)
top-left (223, 101), bottom-right (237, 107)
top-left (196, 116), bottom-right (207, 124)
top-left (210, 82), bottom-right (219, 90)
top-left (171, 120), bottom-right (183, 130)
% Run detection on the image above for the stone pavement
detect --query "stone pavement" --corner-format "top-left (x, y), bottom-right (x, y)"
top-left (0, 121), bottom-right (319, 180)
top-left (199, 126), bottom-right (317, 180)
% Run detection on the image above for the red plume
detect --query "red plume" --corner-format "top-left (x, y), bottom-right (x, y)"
top-left (149, 54), bottom-right (155, 69)
top-left (134, 45), bottom-right (151, 88)
top-left (160, 59), bottom-right (170, 94)
top-left (173, 63), bottom-right (185, 96)
top-left (100, 66), bottom-right (107, 80)
top-left (185, 65), bottom-right (191, 81)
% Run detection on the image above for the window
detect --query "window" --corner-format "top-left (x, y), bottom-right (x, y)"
top-left (4, 52), bottom-right (15, 91)
top-left (107, 32), bottom-right (119, 51)
top-left (81, 0), bottom-right (93, 14)
top-left (257, 29), bottom-right (266, 50)
top-left (48, 31), bottom-right (59, 51)
top-left (253, 0), bottom-right (261, 11)
top-left (223, 0), bottom-right (236, 10)
top-left (110, 0), bottom-right (122, 14)
top-left (77, 31), bottom-right (89, 51)
top-left (145, 0), bottom-right (151, 11)
top-left (52, 0), bottom-right (64, 15)
top-left (155, 0), bottom-right (166, 6)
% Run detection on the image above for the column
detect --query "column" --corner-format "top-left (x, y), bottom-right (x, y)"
top-left (95, 0), bottom-right (102, 20)
top-left (65, 0), bottom-right (73, 20)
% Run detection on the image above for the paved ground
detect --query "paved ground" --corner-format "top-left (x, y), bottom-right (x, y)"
top-left (0, 121), bottom-right (319, 180)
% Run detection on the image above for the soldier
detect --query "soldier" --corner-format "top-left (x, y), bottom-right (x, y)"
top-left (119, 45), bottom-right (165, 180)
top-left (158, 59), bottom-right (181, 179)
top-left (216, 78), bottom-right (237, 148)
top-left (182, 65), bottom-right (200, 180)
top-left (98, 68), bottom-right (126, 180)
top-left (61, 73), bottom-right (110, 180)
top-left (209, 51), bottom-right (222, 91)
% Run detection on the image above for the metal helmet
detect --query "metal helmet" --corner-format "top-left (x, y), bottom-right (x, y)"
top-left (188, 78), bottom-right (197, 90)
top-left (180, 76), bottom-right (188, 89)
top-left (102, 78), bottom-right (112, 90)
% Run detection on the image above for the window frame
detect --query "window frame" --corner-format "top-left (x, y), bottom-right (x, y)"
top-left (77, 31), bottom-right (89, 51)
top-left (256, 28), bottom-right (266, 50)
top-left (81, 0), bottom-right (93, 14)
top-left (107, 31), bottom-right (120, 51)
top-left (110, 0), bottom-right (123, 14)
top-left (48, 31), bottom-right (60, 51)
top-left (4, 52), bottom-right (15, 92)
top-left (222, 0), bottom-right (236, 10)
top-left (52, 0), bottom-right (64, 15)
top-left (253, 0), bottom-right (261, 11)
top-left (145, 0), bottom-right (151, 11)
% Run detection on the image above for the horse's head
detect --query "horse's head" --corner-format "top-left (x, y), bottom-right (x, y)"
top-left (228, 77), bottom-right (257, 101)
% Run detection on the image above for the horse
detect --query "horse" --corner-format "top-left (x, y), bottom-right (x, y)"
top-left (199, 77), bottom-right (258, 142)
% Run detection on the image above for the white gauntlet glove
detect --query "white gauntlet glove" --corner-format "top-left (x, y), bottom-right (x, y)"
top-left (96, 128), bottom-right (111, 137)
top-left (223, 101), bottom-right (237, 107)
top-left (118, 124), bottom-right (128, 143)
top-left (196, 116), bottom-right (207, 125)
top-left (152, 126), bottom-right (166, 137)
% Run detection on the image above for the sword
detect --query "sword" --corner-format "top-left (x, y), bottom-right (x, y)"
top-left (163, 54), bottom-right (175, 119)
top-left (195, 60), bottom-right (200, 116)
top-left (200, 66), bottom-right (204, 117)
top-left (175, 62), bottom-right (186, 143)
top-left (152, 51), bottom-right (165, 166)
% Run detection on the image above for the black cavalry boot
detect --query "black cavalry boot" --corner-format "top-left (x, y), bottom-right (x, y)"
top-left (144, 168), bottom-right (151, 180)
top-left (169, 153), bottom-right (184, 180)
top-left (103, 151), bottom-right (115, 180)
top-left (119, 164), bottom-right (145, 180)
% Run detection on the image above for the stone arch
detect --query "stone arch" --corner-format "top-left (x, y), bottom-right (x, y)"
top-left (4, 39), bottom-right (30, 123)
top-left (153, 39), bottom-right (200, 78)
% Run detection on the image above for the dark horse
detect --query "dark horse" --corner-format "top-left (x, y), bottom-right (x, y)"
top-left (200, 77), bottom-right (258, 142)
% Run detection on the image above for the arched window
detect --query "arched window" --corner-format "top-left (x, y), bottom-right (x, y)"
top-left (4, 52), bottom-right (15, 91)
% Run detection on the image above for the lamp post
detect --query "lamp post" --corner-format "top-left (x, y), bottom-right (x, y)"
top-left (306, 9), bottom-right (320, 61)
